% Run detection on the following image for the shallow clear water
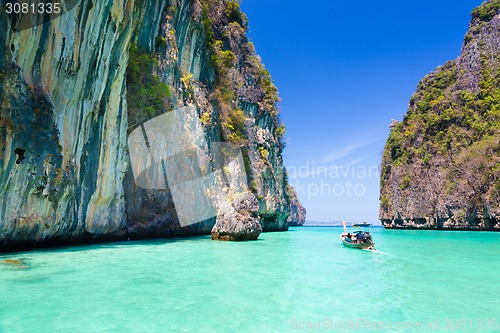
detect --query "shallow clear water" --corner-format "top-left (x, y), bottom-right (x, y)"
top-left (0, 227), bottom-right (499, 333)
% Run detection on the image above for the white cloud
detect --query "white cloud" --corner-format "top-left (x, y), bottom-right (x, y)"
top-left (321, 138), bottom-right (381, 163)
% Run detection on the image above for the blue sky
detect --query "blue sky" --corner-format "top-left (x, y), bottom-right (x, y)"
top-left (241, 0), bottom-right (484, 223)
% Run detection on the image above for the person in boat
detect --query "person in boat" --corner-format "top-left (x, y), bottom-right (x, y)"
top-left (356, 232), bottom-right (364, 243)
top-left (344, 233), bottom-right (352, 243)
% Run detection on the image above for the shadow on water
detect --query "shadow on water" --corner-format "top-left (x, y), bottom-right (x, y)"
top-left (10, 276), bottom-right (51, 284)
top-left (0, 234), bottom-right (215, 257)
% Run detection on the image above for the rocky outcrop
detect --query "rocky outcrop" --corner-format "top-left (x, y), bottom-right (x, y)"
top-left (379, 0), bottom-right (500, 231)
top-left (211, 191), bottom-right (261, 240)
top-left (286, 185), bottom-right (306, 226)
top-left (0, 258), bottom-right (28, 268)
top-left (0, 0), bottom-right (304, 251)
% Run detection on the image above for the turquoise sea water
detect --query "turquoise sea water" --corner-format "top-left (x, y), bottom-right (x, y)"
top-left (0, 227), bottom-right (499, 333)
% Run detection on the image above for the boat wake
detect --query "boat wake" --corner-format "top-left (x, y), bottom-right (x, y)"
top-left (364, 248), bottom-right (385, 254)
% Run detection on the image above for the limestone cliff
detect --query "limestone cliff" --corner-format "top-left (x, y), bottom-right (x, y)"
top-left (380, 0), bottom-right (500, 230)
top-left (286, 185), bottom-right (306, 226)
top-left (0, 0), bottom-right (304, 251)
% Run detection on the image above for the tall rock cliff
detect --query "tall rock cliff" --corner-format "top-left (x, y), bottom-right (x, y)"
top-left (380, 0), bottom-right (500, 230)
top-left (0, 0), bottom-right (304, 250)
top-left (286, 184), bottom-right (306, 226)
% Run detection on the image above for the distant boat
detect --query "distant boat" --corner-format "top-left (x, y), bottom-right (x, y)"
top-left (340, 221), bottom-right (375, 250)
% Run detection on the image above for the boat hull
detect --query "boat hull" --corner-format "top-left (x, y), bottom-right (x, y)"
top-left (341, 240), bottom-right (373, 249)
top-left (340, 232), bottom-right (374, 250)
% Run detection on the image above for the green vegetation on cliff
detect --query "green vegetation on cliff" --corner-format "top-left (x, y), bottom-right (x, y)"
top-left (385, 58), bottom-right (499, 168)
top-left (200, 0), bottom-right (281, 145)
top-left (471, 0), bottom-right (500, 22)
top-left (126, 44), bottom-right (172, 132)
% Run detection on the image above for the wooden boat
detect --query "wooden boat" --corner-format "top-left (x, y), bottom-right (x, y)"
top-left (340, 221), bottom-right (375, 250)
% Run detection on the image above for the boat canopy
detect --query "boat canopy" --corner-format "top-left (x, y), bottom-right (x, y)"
top-left (352, 223), bottom-right (372, 227)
